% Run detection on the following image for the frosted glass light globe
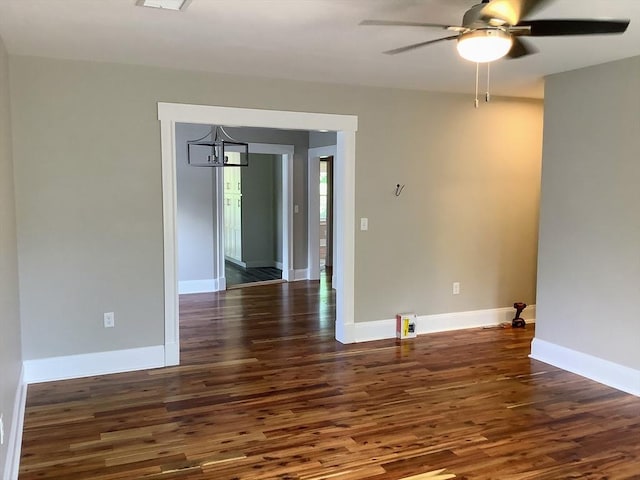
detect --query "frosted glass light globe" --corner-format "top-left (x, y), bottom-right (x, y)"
top-left (457, 29), bottom-right (513, 63)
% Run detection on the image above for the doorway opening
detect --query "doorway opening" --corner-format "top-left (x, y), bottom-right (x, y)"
top-left (175, 122), bottom-right (294, 293)
top-left (159, 103), bottom-right (358, 366)
top-left (222, 152), bottom-right (284, 289)
top-left (215, 142), bottom-right (294, 290)
top-left (307, 145), bottom-right (337, 283)
top-left (319, 156), bottom-right (333, 274)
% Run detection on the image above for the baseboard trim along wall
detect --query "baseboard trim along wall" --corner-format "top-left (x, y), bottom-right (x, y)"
top-left (355, 305), bottom-right (537, 343)
top-left (4, 367), bottom-right (26, 480)
top-left (244, 260), bottom-right (278, 269)
top-left (178, 279), bottom-right (217, 294)
top-left (530, 338), bottom-right (640, 397)
top-left (23, 345), bottom-right (166, 384)
top-left (292, 269), bottom-right (309, 281)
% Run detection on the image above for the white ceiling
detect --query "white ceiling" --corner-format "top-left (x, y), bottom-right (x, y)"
top-left (0, 0), bottom-right (638, 98)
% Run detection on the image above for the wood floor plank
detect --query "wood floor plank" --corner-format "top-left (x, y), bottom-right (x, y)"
top-left (19, 278), bottom-right (640, 479)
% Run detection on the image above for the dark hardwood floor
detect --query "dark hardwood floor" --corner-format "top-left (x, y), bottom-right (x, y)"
top-left (19, 278), bottom-right (640, 479)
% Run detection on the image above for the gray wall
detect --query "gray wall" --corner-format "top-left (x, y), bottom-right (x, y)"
top-left (0, 35), bottom-right (22, 476)
top-left (241, 154), bottom-right (278, 267)
top-left (11, 57), bottom-right (165, 359)
top-left (536, 56), bottom-right (640, 370)
top-left (10, 55), bottom-right (542, 360)
top-left (176, 124), bottom-right (215, 282)
top-left (309, 131), bottom-right (337, 149)
top-left (355, 94), bottom-right (542, 321)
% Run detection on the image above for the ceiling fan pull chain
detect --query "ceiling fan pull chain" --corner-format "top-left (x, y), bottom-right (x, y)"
top-left (474, 62), bottom-right (479, 109)
top-left (486, 62), bottom-right (491, 103)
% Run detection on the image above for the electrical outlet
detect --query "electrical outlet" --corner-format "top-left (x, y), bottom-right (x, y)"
top-left (0, 413), bottom-right (4, 445)
top-left (104, 312), bottom-right (115, 328)
top-left (452, 282), bottom-right (461, 295)
top-left (360, 217), bottom-right (368, 231)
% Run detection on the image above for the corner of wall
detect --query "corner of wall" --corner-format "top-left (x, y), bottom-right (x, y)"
top-left (530, 338), bottom-right (640, 397)
top-left (3, 366), bottom-right (27, 480)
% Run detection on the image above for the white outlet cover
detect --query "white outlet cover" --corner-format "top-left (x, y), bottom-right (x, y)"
top-left (0, 413), bottom-right (4, 445)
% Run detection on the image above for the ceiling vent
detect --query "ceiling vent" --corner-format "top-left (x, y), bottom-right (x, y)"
top-left (135, 0), bottom-right (191, 11)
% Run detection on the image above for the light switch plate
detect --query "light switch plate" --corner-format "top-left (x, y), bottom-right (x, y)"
top-left (104, 312), bottom-right (115, 328)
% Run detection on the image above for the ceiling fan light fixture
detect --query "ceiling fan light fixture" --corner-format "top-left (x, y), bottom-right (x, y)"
top-left (456, 29), bottom-right (513, 63)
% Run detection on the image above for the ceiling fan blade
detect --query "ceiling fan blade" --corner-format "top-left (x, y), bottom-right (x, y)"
top-left (518, 19), bottom-right (630, 36)
top-left (516, 0), bottom-right (552, 21)
top-left (506, 36), bottom-right (537, 59)
top-left (384, 35), bottom-right (459, 55)
top-left (360, 19), bottom-right (451, 29)
top-left (480, 0), bottom-right (552, 26)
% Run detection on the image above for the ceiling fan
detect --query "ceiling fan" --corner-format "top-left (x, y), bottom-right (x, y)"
top-left (361, 0), bottom-right (631, 63)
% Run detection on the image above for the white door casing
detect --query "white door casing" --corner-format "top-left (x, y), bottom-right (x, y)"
top-left (159, 103), bottom-right (358, 366)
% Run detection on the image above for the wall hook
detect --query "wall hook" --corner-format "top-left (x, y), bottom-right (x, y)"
top-left (395, 184), bottom-right (405, 197)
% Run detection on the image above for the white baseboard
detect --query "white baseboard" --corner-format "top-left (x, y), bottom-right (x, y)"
top-left (4, 366), bottom-right (26, 480)
top-left (244, 260), bottom-right (277, 268)
top-left (354, 319), bottom-right (396, 343)
top-left (178, 278), bottom-right (217, 294)
top-left (164, 341), bottom-right (180, 367)
top-left (530, 338), bottom-right (640, 397)
top-left (336, 322), bottom-right (356, 345)
top-left (23, 345), bottom-right (166, 384)
top-left (292, 269), bottom-right (309, 281)
top-left (354, 305), bottom-right (536, 343)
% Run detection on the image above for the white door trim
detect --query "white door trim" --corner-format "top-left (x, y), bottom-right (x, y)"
top-left (308, 145), bottom-right (337, 281)
top-left (159, 103), bottom-right (358, 366)
top-left (160, 117), bottom-right (180, 365)
top-left (214, 168), bottom-right (226, 291)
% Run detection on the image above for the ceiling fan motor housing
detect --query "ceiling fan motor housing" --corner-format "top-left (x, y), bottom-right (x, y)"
top-left (464, 3), bottom-right (507, 28)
